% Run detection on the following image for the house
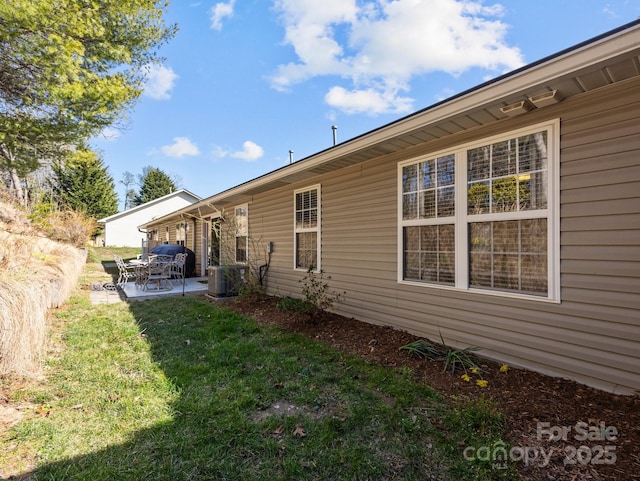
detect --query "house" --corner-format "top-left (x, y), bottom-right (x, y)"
top-left (98, 189), bottom-right (201, 247)
top-left (142, 21), bottom-right (640, 394)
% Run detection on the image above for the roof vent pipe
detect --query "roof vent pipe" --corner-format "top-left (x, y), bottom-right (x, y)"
top-left (289, 150), bottom-right (294, 164)
top-left (331, 125), bottom-right (337, 146)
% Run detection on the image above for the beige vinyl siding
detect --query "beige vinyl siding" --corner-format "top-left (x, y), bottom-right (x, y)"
top-left (247, 187), bottom-right (297, 293)
top-left (193, 218), bottom-right (204, 276)
top-left (248, 76), bottom-right (639, 394)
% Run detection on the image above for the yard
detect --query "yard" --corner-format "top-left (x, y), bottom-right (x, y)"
top-left (0, 248), bottom-right (638, 480)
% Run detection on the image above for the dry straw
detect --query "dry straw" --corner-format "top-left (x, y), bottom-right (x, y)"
top-left (0, 230), bottom-right (85, 376)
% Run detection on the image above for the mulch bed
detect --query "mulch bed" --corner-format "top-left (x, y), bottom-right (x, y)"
top-left (223, 295), bottom-right (640, 481)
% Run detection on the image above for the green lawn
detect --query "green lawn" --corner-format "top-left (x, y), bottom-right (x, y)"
top-left (1, 283), bottom-right (515, 479)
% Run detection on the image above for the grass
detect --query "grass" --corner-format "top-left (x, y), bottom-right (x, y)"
top-left (85, 245), bottom-right (142, 285)
top-left (87, 245), bottom-right (141, 264)
top-left (1, 291), bottom-right (516, 480)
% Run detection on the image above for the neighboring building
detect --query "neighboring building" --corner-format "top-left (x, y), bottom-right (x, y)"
top-left (142, 21), bottom-right (640, 394)
top-left (99, 189), bottom-right (201, 247)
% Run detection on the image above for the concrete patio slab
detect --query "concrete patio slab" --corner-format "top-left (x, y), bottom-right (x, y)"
top-left (89, 277), bottom-right (209, 304)
top-left (122, 276), bottom-right (209, 300)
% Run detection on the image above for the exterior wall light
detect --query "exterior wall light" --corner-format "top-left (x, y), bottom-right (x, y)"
top-left (500, 99), bottom-right (535, 117)
top-left (528, 89), bottom-right (563, 108)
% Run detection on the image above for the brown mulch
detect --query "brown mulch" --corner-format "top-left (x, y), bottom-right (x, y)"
top-left (223, 295), bottom-right (640, 481)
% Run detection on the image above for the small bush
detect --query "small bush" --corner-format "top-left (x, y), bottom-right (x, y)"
top-left (276, 296), bottom-right (314, 317)
top-left (44, 210), bottom-right (97, 247)
top-left (235, 275), bottom-right (267, 301)
top-left (299, 266), bottom-right (345, 322)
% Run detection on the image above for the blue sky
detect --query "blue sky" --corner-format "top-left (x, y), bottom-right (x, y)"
top-left (91, 0), bottom-right (640, 209)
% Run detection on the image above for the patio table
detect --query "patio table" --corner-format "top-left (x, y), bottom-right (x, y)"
top-left (129, 255), bottom-right (176, 291)
top-left (142, 259), bottom-right (173, 291)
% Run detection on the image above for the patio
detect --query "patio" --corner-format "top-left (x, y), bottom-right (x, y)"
top-left (91, 263), bottom-right (209, 304)
top-left (121, 275), bottom-right (209, 300)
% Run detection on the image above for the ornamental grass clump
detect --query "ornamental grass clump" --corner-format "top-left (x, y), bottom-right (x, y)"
top-left (399, 331), bottom-right (482, 378)
top-left (439, 331), bottom-right (481, 375)
top-left (398, 339), bottom-right (441, 360)
top-left (0, 230), bottom-right (85, 376)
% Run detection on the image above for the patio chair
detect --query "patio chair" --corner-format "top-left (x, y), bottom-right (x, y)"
top-left (134, 263), bottom-right (149, 287)
top-left (169, 253), bottom-right (187, 284)
top-left (114, 255), bottom-right (134, 288)
top-left (143, 259), bottom-right (173, 291)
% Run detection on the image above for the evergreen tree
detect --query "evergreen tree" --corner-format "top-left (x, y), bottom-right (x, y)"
top-left (50, 149), bottom-right (119, 221)
top-left (133, 166), bottom-right (177, 206)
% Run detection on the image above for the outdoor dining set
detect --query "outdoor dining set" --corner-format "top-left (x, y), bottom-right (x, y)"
top-left (114, 253), bottom-right (187, 291)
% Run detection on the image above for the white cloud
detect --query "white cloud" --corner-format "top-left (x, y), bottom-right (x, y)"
top-left (231, 141), bottom-right (264, 162)
top-left (270, 0), bottom-right (524, 115)
top-left (211, 0), bottom-right (236, 31)
top-left (325, 86), bottom-right (413, 115)
top-left (160, 137), bottom-right (200, 158)
top-left (143, 64), bottom-right (179, 100)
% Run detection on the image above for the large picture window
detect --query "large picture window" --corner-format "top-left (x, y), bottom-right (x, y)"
top-left (294, 186), bottom-right (320, 270)
top-left (399, 121), bottom-right (559, 300)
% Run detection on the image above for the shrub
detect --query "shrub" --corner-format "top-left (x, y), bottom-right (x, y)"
top-left (276, 296), bottom-right (315, 318)
top-left (44, 210), bottom-right (97, 247)
top-left (235, 270), bottom-right (267, 301)
top-left (299, 266), bottom-right (345, 322)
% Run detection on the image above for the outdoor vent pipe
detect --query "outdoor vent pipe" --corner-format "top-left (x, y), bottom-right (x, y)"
top-left (332, 125), bottom-right (337, 146)
top-left (289, 150), bottom-right (294, 163)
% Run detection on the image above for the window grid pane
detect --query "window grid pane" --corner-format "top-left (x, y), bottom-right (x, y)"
top-left (296, 232), bottom-right (317, 269)
top-left (296, 189), bottom-right (318, 229)
top-left (469, 219), bottom-right (547, 295)
top-left (402, 154), bottom-right (455, 220)
top-left (467, 131), bottom-right (548, 214)
top-left (235, 236), bottom-right (247, 263)
top-left (403, 225), bottom-right (455, 285)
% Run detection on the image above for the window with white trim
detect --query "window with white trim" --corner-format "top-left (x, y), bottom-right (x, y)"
top-left (294, 185), bottom-right (320, 270)
top-left (234, 205), bottom-right (248, 263)
top-left (399, 121), bottom-right (559, 300)
top-left (176, 222), bottom-right (187, 246)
